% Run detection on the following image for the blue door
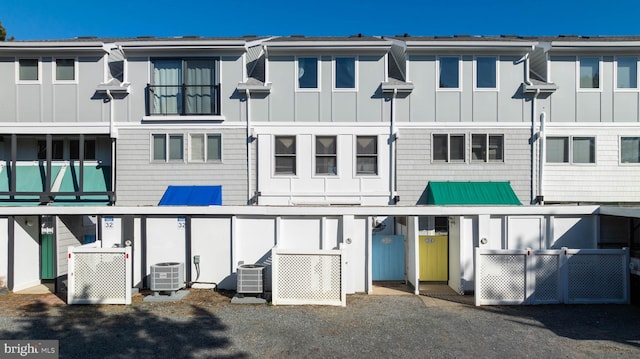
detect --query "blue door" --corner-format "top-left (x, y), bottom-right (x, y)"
top-left (372, 235), bottom-right (405, 281)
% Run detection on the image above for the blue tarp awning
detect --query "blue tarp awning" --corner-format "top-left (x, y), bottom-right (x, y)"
top-left (158, 185), bottom-right (222, 206)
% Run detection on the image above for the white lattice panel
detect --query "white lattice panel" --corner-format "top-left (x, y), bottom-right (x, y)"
top-left (272, 248), bottom-right (345, 306)
top-left (477, 254), bottom-right (526, 304)
top-left (476, 248), bottom-right (629, 306)
top-left (68, 247), bottom-right (131, 304)
top-left (567, 253), bottom-right (626, 303)
top-left (533, 254), bottom-right (561, 304)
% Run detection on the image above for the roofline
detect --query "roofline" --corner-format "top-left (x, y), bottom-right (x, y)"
top-left (118, 39), bottom-right (250, 50)
top-left (265, 39), bottom-right (391, 50)
top-left (0, 41), bottom-right (105, 52)
top-left (549, 41), bottom-right (640, 52)
top-left (401, 41), bottom-right (536, 52)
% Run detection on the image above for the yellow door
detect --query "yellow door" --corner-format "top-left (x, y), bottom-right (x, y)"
top-left (419, 235), bottom-right (448, 281)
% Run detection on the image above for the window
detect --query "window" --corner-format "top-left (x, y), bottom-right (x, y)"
top-left (70, 139), bottom-right (96, 160)
top-left (297, 57), bottom-right (318, 89)
top-left (471, 134), bottom-right (503, 162)
top-left (616, 57), bottom-right (638, 89)
top-left (19, 59), bottom-right (39, 81)
top-left (621, 137), bottom-right (640, 163)
top-left (438, 57), bottom-right (460, 89)
top-left (37, 140), bottom-right (63, 160)
top-left (433, 134), bottom-right (465, 162)
top-left (55, 59), bottom-right (75, 81)
top-left (335, 57), bottom-right (355, 89)
top-left (356, 136), bottom-right (377, 175)
top-left (152, 134), bottom-right (183, 162)
top-left (579, 57), bottom-right (600, 89)
top-left (150, 58), bottom-right (218, 115)
top-left (572, 137), bottom-right (595, 163)
top-left (189, 134), bottom-right (221, 162)
top-left (315, 136), bottom-right (337, 175)
top-left (275, 136), bottom-right (296, 175)
top-left (475, 57), bottom-right (497, 89)
top-left (547, 137), bottom-right (569, 163)
top-left (547, 136), bottom-right (595, 164)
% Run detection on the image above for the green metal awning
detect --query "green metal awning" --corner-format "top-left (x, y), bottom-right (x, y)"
top-left (425, 181), bottom-right (521, 205)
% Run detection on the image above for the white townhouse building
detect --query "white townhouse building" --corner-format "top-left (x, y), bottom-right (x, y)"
top-left (0, 35), bottom-right (638, 304)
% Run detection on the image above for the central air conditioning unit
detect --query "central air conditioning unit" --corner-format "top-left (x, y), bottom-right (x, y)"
top-left (237, 264), bottom-right (265, 294)
top-left (150, 262), bottom-right (184, 293)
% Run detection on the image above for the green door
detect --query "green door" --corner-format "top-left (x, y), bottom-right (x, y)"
top-left (40, 232), bottom-right (55, 280)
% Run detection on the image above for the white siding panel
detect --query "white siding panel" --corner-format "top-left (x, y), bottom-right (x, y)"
top-left (12, 216), bottom-right (40, 291)
top-left (191, 218), bottom-right (231, 288)
top-left (543, 127), bottom-right (640, 202)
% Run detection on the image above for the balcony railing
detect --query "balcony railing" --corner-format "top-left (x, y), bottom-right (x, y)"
top-left (146, 84), bottom-right (221, 116)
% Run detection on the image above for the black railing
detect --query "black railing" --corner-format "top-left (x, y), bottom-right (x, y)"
top-left (146, 84), bottom-right (221, 116)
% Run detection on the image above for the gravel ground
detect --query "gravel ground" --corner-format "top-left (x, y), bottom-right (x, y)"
top-left (1, 290), bottom-right (640, 358)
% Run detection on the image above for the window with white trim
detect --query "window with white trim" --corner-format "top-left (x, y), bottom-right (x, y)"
top-left (616, 57), bottom-right (638, 89)
top-left (315, 136), bottom-right (337, 175)
top-left (18, 59), bottom-right (39, 81)
top-left (189, 134), bottom-right (221, 162)
top-left (621, 137), bottom-right (640, 163)
top-left (438, 57), bottom-right (460, 89)
top-left (55, 59), bottom-right (76, 81)
top-left (475, 57), bottom-right (497, 89)
top-left (356, 136), bottom-right (378, 175)
top-left (579, 57), bottom-right (600, 89)
top-left (471, 134), bottom-right (503, 162)
top-left (297, 57), bottom-right (318, 89)
top-left (334, 57), bottom-right (355, 89)
top-left (153, 134), bottom-right (184, 162)
top-left (275, 135), bottom-right (296, 175)
top-left (433, 134), bottom-right (465, 162)
top-left (547, 136), bottom-right (595, 164)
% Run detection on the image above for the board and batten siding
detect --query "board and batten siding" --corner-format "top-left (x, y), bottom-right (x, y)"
top-left (261, 55), bottom-right (386, 123)
top-left (404, 55), bottom-right (529, 123)
top-left (550, 55), bottom-right (640, 123)
top-left (543, 126), bottom-right (640, 202)
top-left (0, 56), bottom-right (106, 123)
top-left (115, 127), bottom-right (251, 206)
top-left (396, 126), bottom-right (533, 205)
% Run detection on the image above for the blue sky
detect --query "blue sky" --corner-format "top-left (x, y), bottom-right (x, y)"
top-left (3, 1), bottom-right (640, 40)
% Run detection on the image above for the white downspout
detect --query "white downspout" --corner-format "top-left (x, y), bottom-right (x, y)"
top-left (245, 89), bottom-right (253, 204)
top-left (106, 89), bottom-right (116, 202)
top-left (390, 88), bottom-right (397, 204)
top-left (538, 111), bottom-right (546, 205)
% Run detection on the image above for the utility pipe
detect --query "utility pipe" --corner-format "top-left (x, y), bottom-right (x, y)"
top-left (389, 88), bottom-right (397, 204)
top-left (245, 89), bottom-right (253, 204)
top-left (106, 89), bottom-right (116, 203)
top-left (538, 111), bottom-right (546, 205)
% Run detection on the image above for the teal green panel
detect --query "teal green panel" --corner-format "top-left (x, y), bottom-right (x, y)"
top-left (0, 165), bottom-right (61, 200)
top-left (41, 233), bottom-right (56, 280)
top-left (55, 165), bottom-right (111, 201)
top-left (426, 181), bottom-right (521, 205)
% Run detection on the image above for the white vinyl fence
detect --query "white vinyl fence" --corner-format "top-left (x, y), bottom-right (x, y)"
top-left (475, 247), bottom-right (629, 306)
top-left (68, 245), bottom-right (132, 304)
top-left (271, 246), bottom-right (345, 306)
